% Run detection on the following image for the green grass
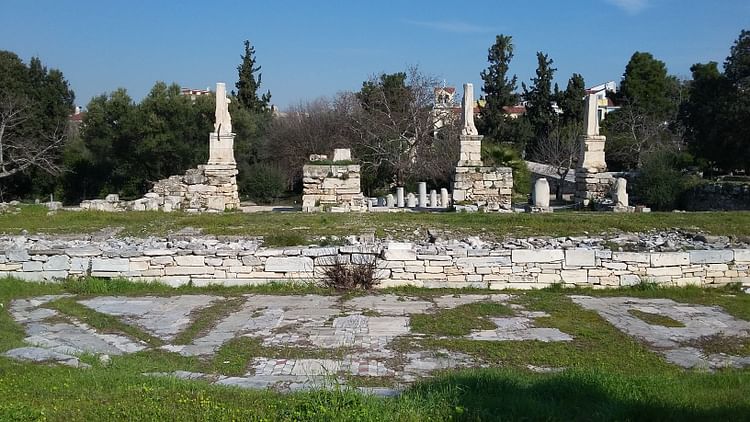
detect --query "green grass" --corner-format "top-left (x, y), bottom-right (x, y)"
top-left (628, 309), bottom-right (686, 327)
top-left (2, 277), bottom-right (750, 420)
top-left (411, 301), bottom-right (515, 336)
top-left (44, 297), bottom-right (164, 347)
top-left (4, 205), bottom-right (750, 242)
top-left (173, 297), bottom-right (247, 345)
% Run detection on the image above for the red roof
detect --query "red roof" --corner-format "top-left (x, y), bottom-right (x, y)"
top-left (68, 112), bottom-right (86, 123)
top-left (502, 105), bottom-right (526, 115)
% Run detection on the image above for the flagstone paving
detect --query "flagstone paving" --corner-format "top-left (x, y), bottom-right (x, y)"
top-left (4, 293), bottom-right (749, 393)
top-left (571, 295), bottom-right (750, 370)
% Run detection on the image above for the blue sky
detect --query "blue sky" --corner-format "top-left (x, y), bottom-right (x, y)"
top-left (2, 0), bottom-right (747, 109)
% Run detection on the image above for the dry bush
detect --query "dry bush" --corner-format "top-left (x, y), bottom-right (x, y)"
top-left (321, 257), bottom-right (380, 291)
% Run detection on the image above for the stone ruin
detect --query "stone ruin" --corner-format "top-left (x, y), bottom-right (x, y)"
top-left (573, 94), bottom-right (634, 212)
top-left (80, 83), bottom-right (240, 213)
top-left (302, 149), bottom-right (366, 212)
top-left (452, 83), bottom-right (513, 211)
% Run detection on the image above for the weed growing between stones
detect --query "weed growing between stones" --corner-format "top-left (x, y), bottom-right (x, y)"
top-left (322, 259), bottom-right (381, 291)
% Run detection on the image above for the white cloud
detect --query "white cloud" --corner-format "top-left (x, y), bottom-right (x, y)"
top-left (606, 0), bottom-right (649, 14)
top-left (403, 19), bottom-right (495, 34)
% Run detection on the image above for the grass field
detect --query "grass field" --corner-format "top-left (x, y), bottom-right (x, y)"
top-left (1, 277), bottom-right (748, 421)
top-left (2, 206), bottom-right (750, 245)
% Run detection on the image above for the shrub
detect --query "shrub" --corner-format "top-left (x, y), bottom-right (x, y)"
top-left (481, 143), bottom-right (531, 195)
top-left (321, 258), bottom-right (380, 291)
top-left (240, 162), bottom-right (286, 203)
top-left (634, 151), bottom-right (690, 210)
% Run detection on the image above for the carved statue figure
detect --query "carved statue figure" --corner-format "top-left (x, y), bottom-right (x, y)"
top-left (214, 82), bottom-right (232, 134)
top-left (461, 83), bottom-right (479, 136)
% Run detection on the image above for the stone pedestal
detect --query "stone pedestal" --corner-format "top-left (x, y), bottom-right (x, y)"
top-left (575, 134), bottom-right (611, 206)
top-left (574, 168), bottom-right (615, 206)
top-left (440, 188), bottom-right (449, 207)
top-left (578, 135), bottom-right (606, 171)
top-left (208, 133), bottom-right (236, 165)
top-left (457, 135), bottom-right (483, 167)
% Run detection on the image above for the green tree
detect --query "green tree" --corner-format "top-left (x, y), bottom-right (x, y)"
top-left (523, 52), bottom-right (557, 156)
top-left (681, 30), bottom-right (750, 172)
top-left (478, 35), bottom-right (519, 143)
top-left (0, 51), bottom-right (74, 200)
top-left (618, 52), bottom-right (677, 118)
top-left (558, 73), bottom-right (586, 126)
top-left (603, 52), bottom-right (683, 170)
top-left (234, 40), bottom-right (271, 113)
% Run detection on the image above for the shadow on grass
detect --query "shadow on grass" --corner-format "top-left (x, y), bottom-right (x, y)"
top-left (406, 368), bottom-right (750, 421)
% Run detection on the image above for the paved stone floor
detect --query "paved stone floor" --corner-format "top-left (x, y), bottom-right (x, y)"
top-left (4, 293), bottom-right (749, 393)
top-left (571, 295), bottom-right (750, 370)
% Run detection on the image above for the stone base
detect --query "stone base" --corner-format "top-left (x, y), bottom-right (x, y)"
top-left (302, 163), bottom-right (366, 212)
top-left (208, 133), bottom-right (236, 165)
top-left (574, 169), bottom-right (615, 206)
top-left (525, 205), bottom-right (552, 213)
top-left (458, 134), bottom-right (483, 166)
top-left (453, 166), bottom-right (513, 211)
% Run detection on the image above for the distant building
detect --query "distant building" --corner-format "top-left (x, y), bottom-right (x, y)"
top-left (180, 87), bottom-right (212, 101)
top-left (586, 81), bottom-right (620, 121)
top-left (432, 85), bottom-right (460, 135)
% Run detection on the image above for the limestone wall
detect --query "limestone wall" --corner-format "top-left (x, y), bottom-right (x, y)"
top-left (453, 166), bottom-right (513, 210)
top-left (302, 164), bottom-right (366, 212)
top-left (2, 236), bottom-right (748, 290)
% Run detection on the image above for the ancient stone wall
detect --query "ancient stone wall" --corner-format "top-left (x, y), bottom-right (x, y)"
top-left (80, 164), bottom-right (240, 213)
top-left (453, 167), bottom-right (513, 210)
top-left (302, 164), bottom-right (365, 212)
top-left (682, 182), bottom-right (750, 211)
top-left (2, 236), bottom-right (748, 290)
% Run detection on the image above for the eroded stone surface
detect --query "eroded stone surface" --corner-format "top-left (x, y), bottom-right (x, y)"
top-left (79, 295), bottom-right (219, 341)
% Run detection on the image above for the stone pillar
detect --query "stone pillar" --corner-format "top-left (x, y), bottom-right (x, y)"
top-left (575, 93), bottom-right (610, 206)
top-left (429, 190), bottom-right (438, 208)
top-left (440, 188), bottom-right (449, 207)
top-left (418, 182), bottom-right (427, 207)
top-left (406, 193), bottom-right (417, 208)
top-left (533, 178), bottom-right (551, 210)
top-left (396, 187), bottom-right (405, 208)
top-left (386, 194), bottom-right (395, 208)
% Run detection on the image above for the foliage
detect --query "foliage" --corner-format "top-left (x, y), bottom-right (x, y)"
top-left (681, 30), bottom-right (750, 172)
top-left (241, 162), bottom-right (286, 203)
top-left (73, 83), bottom-right (214, 201)
top-left (321, 258), bottom-right (380, 291)
top-left (234, 40), bottom-right (271, 113)
top-left (265, 98), bottom-right (352, 189)
top-left (0, 51), bottom-right (74, 200)
top-left (348, 67), bottom-right (456, 193)
top-left (533, 74), bottom-right (586, 200)
top-left (482, 142), bottom-right (531, 195)
top-left (603, 52), bottom-right (684, 170)
top-left (633, 151), bottom-right (691, 210)
top-left (478, 34), bottom-right (519, 144)
top-left (522, 52), bottom-right (558, 156)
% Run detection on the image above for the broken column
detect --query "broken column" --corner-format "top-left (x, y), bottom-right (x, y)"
top-left (575, 93), bottom-right (613, 206)
top-left (451, 83), bottom-right (513, 210)
top-left (396, 187), bottom-right (405, 208)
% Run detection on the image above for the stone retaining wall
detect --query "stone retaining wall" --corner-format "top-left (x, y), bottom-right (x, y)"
top-left (2, 237), bottom-right (748, 290)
